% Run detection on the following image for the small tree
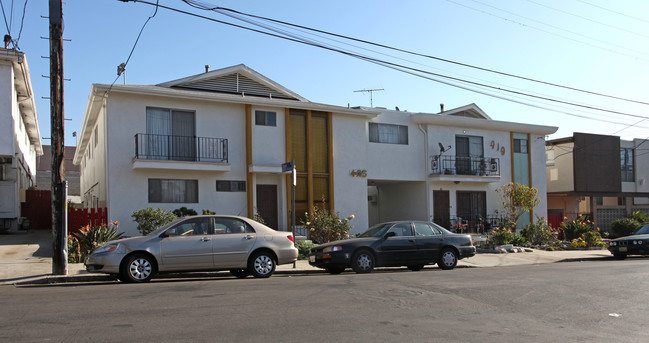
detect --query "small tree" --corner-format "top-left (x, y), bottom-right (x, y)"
top-left (301, 203), bottom-right (354, 244)
top-left (172, 206), bottom-right (197, 217)
top-left (131, 207), bottom-right (177, 235)
top-left (498, 182), bottom-right (540, 231)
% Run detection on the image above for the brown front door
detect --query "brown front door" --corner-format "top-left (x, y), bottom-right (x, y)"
top-left (256, 185), bottom-right (278, 230)
top-left (433, 190), bottom-right (450, 229)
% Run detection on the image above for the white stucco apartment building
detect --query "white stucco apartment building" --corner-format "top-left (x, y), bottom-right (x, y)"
top-left (0, 48), bottom-right (42, 231)
top-left (74, 64), bottom-right (556, 236)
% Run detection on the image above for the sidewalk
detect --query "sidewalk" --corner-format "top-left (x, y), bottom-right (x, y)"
top-left (1, 230), bottom-right (614, 285)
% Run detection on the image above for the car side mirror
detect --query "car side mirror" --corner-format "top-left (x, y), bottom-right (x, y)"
top-left (160, 230), bottom-right (172, 238)
top-left (384, 231), bottom-right (396, 239)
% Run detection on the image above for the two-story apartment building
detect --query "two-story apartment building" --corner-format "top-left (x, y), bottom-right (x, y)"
top-left (0, 48), bottom-right (42, 231)
top-left (546, 132), bottom-right (649, 233)
top-left (74, 64), bottom-right (556, 236)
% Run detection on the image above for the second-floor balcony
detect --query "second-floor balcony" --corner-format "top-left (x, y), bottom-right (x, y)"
top-left (133, 133), bottom-right (229, 171)
top-left (429, 155), bottom-right (500, 182)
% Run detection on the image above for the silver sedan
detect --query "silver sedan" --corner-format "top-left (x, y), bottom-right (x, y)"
top-left (85, 215), bottom-right (298, 282)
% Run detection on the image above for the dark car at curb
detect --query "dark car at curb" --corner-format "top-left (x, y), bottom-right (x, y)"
top-left (308, 221), bottom-right (476, 274)
top-left (608, 224), bottom-right (649, 260)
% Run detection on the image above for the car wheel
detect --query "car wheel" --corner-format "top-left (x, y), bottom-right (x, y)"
top-left (613, 253), bottom-right (627, 260)
top-left (325, 267), bottom-right (345, 274)
top-left (230, 269), bottom-right (250, 279)
top-left (249, 251), bottom-right (276, 278)
top-left (120, 253), bottom-right (156, 283)
top-left (407, 265), bottom-right (424, 271)
top-left (351, 250), bottom-right (375, 273)
top-left (437, 248), bottom-right (458, 270)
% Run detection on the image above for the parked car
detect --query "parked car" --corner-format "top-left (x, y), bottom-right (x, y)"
top-left (607, 224), bottom-right (649, 260)
top-left (308, 221), bottom-right (476, 274)
top-left (85, 215), bottom-right (298, 282)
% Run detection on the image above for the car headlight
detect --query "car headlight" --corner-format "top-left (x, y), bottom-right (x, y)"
top-left (323, 246), bottom-right (343, 253)
top-left (92, 243), bottom-right (121, 254)
top-left (609, 242), bottom-right (617, 246)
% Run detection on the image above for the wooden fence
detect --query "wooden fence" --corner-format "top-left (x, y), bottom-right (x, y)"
top-left (22, 189), bottom-right (108, 234)
top-left (68, 207), bottom-right (108, 235)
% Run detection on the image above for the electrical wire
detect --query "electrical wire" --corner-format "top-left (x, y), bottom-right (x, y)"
top-left (183, 0), bottom-right (649, 107)
top-left (15, 0), bottom-right (27, 47)
top-left (577, 0), bottom-right (649, 25)
top-left (0, 0), bottom-right (11, 36)
top-left (124, 0), bottom-right (649, 125)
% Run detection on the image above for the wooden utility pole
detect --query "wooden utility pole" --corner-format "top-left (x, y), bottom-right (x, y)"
top-left (50, 0), bottom-right (67, 275)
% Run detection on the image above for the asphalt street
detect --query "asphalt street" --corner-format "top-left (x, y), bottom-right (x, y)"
top-left (1, 259), bottom-right (647, 343)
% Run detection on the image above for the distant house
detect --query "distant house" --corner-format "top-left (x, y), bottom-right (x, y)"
top-left (74, 64), bottom-right (556, 236)
top-left (546, 132), bottom-right (649, 233)
top-left (0, 48), bottom-right (42, 231)
top-left (36, 145), bottom-right (81, 204)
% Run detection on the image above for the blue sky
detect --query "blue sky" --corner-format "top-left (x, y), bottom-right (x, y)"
top-left (7, 0), bottom-right (649, 146)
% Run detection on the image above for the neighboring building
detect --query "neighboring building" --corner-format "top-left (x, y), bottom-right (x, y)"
top-left (546, 132), bottom-right (649, 233)
top-left (0, 48), bottom-right (42, 231)
top-left (74, 64), bottom-right (557, 236)
top-left (35, 145), bottom-right (81, 204)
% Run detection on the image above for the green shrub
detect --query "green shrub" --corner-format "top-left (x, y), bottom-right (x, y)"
top-left (611, 217), bottom-right (641, 238)
top-left (561, 215), bottom-right (594, 241)
top-left (628, 210), bottom-right (649, 224)
top-left (68, 221), bottom-right (124, 263)
top-left (520, 217), bottom-right (559, 246)
top-left (202, 209), bottom-right (215, 215)
top-left (301, 204), bottom-right (354, 244)
top-left (488, 227), bottom-right (521, 246)
top-left (295, 240), bottom-right (317, 260)
top-left (173, 207), bottom-right (197, 217)
top-left (253, 212), bottom-right (267, 226)
top-left (131, 207), bottom-right (177, 235)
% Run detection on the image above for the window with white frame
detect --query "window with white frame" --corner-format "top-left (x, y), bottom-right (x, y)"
top-left (148, 179), bottom-right (198, 203)
top-left (368, 123), bottom-right (408, 145)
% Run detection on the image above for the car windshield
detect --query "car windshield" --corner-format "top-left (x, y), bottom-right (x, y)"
top-left (357, 223), bottom-right (392, 237)
top-left (635, 224), bottom-right (649, 235)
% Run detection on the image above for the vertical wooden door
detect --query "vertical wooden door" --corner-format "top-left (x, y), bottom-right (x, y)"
top-left (256, 185), bottom-right (278, 230)
top-left (433, 190), bottom-right (450, 229)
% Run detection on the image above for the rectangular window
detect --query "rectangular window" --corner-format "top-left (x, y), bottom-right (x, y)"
top-left (255, 110), bottom-right (277, 126)
top-left (456, 191), bottom-right (486, 223)
top-left (368, 123), bottom-right (408, 144)
top-left (455, 136), bottom-right (483, 175)
top-left (149, 179), bottom-right (198, 203)
top-left (216, 180), bottom-right (246, 192)
top-left (94, 126), bottom-right (98, 147)
top-left (514, 138), bottom-right (528, 153)
top-left (621, 148), bottom-right (634, 182)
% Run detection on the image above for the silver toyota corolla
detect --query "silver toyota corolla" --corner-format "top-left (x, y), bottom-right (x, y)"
top-left (85, 215), bottom-right (298, 282)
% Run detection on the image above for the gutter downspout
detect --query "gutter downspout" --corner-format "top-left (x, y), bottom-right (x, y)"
top-left (418, 124), bottom-right (431, 222)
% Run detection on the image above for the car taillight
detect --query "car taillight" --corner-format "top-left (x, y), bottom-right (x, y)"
top-left (287, 234), bottom-right (295, 243)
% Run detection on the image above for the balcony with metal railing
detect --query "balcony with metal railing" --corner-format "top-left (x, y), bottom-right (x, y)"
top-left (132, 133), bottom-right (230, 171)
top-left (429, 155), bottom-right (501, 182)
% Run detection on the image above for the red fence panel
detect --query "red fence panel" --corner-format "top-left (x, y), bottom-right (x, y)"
top-left (68, 207), bottom-right (108, 235)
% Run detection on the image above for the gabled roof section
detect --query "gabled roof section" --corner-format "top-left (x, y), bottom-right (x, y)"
top-left (440, 103), bottom-right (491, 120)
top-left (157, 64), bottom-right (308, 102)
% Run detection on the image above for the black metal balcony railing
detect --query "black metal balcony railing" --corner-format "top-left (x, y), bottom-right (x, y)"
top-left (430, 155), bottom-right (500, 176)
top-left (135, 133), bottom-right (228, 163)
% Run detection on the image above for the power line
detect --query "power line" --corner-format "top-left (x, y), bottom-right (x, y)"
top-left (446, 0), bottom-right (649, 62)
top-left (182, 0), bottom-right (649, 107)
top-left (124, 0), bottom-right (649, 126)
top-left (577, 0), bottom-right (649, 25)
top-left (526, 0), bottom-right (649, 40)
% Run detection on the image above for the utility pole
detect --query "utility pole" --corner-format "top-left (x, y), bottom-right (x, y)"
top-left (50, 0), bottom-right (67, 275)
top-left (354, 88), bottom-right (384, 107)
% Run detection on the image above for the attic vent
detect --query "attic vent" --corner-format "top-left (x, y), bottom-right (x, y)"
top-left (173, 73), bottom-right (298, 100)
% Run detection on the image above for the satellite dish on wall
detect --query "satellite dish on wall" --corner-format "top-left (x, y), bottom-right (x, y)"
top-left (438, 143), bottom-right (452, 154)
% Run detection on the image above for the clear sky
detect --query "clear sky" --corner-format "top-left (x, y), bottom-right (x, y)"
top-left (6, 0), bottom-right (649, 147)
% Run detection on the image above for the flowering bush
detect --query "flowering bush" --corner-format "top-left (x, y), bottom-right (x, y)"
top-left (519, 216), bottom-right (559, 246)
top-left (301, 205), bottom-right (354, 244)
top-left (452, 222), bottom-right (467, 233)
top-left (488, 227), bottom-right (521, 246)
top-left (571, 237), bottom-right (587, 248)
top-left (68, 221), bottom-right (124, 263)
top-left (561, 215), bottom-right (604, 248)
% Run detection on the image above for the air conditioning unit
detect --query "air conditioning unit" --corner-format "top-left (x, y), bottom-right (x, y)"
top-left (489, 159), bottom-right (498, 171)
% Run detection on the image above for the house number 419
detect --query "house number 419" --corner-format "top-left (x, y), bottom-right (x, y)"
top-left (351, 169), bottom-right (367, 177)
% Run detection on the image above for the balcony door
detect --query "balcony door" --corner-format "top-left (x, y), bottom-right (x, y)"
top-left (455, 135), bottom-right (483, 175)
top-left (146, 107), bottom-right (196, 161)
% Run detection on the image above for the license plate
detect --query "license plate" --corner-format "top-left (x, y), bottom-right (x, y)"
top-left (619, 247), bottom-right (627, 252)
top-left (309, 255), bottom-right (315, 263)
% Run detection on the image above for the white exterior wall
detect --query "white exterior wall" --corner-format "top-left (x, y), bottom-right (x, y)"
top-left (332, 113), bottom-right (371, 234)
top-left (546, 142), bottom-right (575, 193)
top-left (0, 63), bottom-right (13, 157)
top-left (104, 93), bottom-right (252, 235)
top-left (633, 138), bottom-right (649, 194)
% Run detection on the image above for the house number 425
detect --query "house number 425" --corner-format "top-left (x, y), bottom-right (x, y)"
top-left (350, 169), bottom-right (367, 177)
